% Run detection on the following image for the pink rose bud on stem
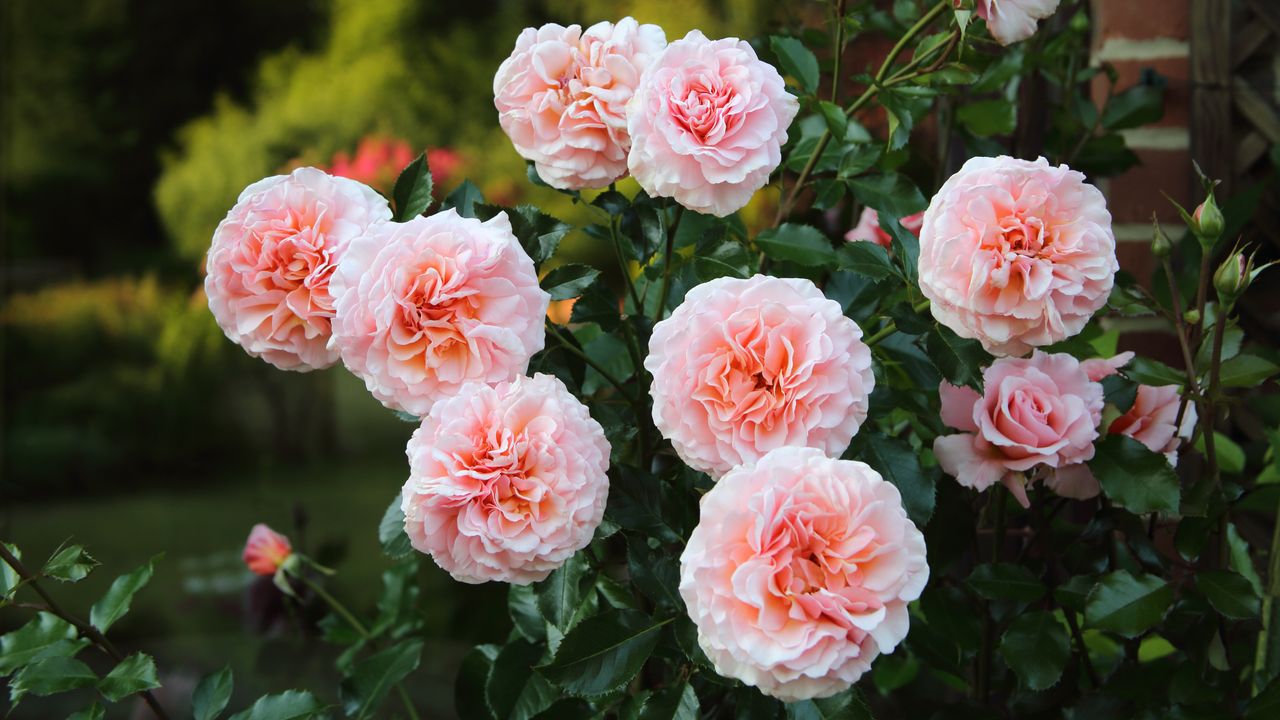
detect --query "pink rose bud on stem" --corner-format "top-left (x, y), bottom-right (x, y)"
top-left (1191, 192), bottom-right (1224, 248)
top-left (1214, 246), bottom-right (1275, 310)
top-left (243, 524), bottom-right (293, 576)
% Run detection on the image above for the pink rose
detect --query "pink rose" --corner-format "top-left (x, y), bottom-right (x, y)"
top-left (205, 167), bottom-right (391, 371)
top-left (934, 351), bottom-right (1103, 507)
top-left (845, 208), bottom-right (924, 248)
top-left (494, 18), bottom-right (666, 190)
top-left (976, 0), bottom-right (1060, 46)
top-left (627, 30), bottom-right (799, 217)
top-left (645, 275), bottom-right (874, 478)
top-left (328, 209), bottom-right (549, 416)
top-left (401, 374), bottom-right (610, 584)
top-left (243, 524), bottom-right (293, 576)
top-left (918, 156), bottom-right (1116, 357)
top-left (680, 447), bottom-right (928, 701)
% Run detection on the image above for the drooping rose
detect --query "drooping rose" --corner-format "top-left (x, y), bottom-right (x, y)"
top-left (328, 209), bottom-right (549, 416)
top-left (933, 351), bottom-right (1103, 507)
top-left (243, 524), bottom-right (293, 576)
top-left (976, 0), bottom-right (1061, 46)
top-left (205, 167), bottom-right (391, 371)
top-left (680, 446), bottom-right (929, 701)
top-left (918, 155), bottom-right (1116, 357)
top-left (627, 30), bottom-right (799, 217)
top-left (401, 374), bottom-right (610, 584)
top-left (844, 208), bottom-right (924, 248)
top-left (494, 18), bottom-right (667, 190)
top-left (645, 275), bottom-right (874, 478)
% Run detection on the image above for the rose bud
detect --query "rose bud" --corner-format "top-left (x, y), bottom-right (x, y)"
top-left (243, 524), bottom-right (293, 576)
top-left (1214, 247), bottom-right (1275, 309)
top-left (1151, 218), bottom-right (1172, 258)
top-left (1192, 193), bottom-right (1224, 247)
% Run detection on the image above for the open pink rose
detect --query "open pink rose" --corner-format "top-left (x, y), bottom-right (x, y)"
top-left (976, 0), bottom-right (1061, 46)
top-left (243, 524), bottom-right (293, 576)
top-left (205, 167), bottom-right (391, 371)
top-left (328, 209), bottom-right (549, 416)
top-left (401, 374), bottom-right (610, 584)
top-left (645, 275), bottom-right (874, 478)
top-left (845, 208), bottom-right (924, 249)
top-left (627, 30), bottom-right (799, 217)
top-left (494, 18), bottom-right (666, 190)
top-left (680, 447), bottom-right (928, 701)
top-left (918, 156), bottom-right (1116, 357)
top-left (934, 351), bottom-right (1103, 507)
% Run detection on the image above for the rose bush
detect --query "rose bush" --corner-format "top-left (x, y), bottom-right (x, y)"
top-left (5, 3), bottom-right (1277, 720)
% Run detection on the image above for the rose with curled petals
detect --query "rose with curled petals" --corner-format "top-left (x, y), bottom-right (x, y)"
top-left (976, 0), bottom-right (1061, 46)
top-left (680, 446), bottom-right (929, 700)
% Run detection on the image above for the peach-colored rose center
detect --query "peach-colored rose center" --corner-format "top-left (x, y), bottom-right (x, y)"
top-left (243, 206), bottom-right (339, 318)
top-left (693, 307), bottom-right (805, 430)
top-left (390, 256), bottom-right (482, 373)
top-left (671, 74), bottom-right (743, 145)
top-left (444, 427), bottom-right (557, 534)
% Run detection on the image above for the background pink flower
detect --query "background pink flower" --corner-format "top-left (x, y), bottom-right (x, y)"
top-left (934, 351), bottom-right (1103, 506)
top-left (845, 208), bottom-right (924, 248)
top-left (205, 167), bottom-right (391, 371)
top-left (627, 30), bottom-right (798, 217)
top-left (680, 447), bottom-right (928, 701)
top-left (976, 0), bottom-right (1061, 46)
top-left (243, 524), bottom-right (293, 576)
top-left (645, 275), bottom-right (874, 478)
top-left (494, 18), bottom-right (666, 190)
top-left (401, 374), bottom-right (610, 584)
top-left (918, 155), bottom-right (1116, 357)
top-left (328, 209), bottom-right (549, 416)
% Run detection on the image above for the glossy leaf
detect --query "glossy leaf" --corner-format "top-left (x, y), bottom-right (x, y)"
top-left (542, 264), bottom-right (601, 301)
top-left (836, 241), bottom-right (896, 280)
top-left (854, 432), bottom-right (935, 526)
top-left (9, 656), bottom-right (97, 703)
top-left (639, 681), bottom-right (699, 720)
top-left (535, 552), bottom-right (593, 633)
top-left (392, 151), bottom-right (433, 221)
top-left (42, 544), bottom-right (97, 583)
top-left (98, 652), bottom-right (161, 702)
top-left (998, 611), bottom-right (1069, 690)
top-left (770, 36), bottom-right (819, 94)
top-left (538, 609), bottom-right (664, 697)
top-left (1089, 434), bottom-right (1180, 514)
top-left (455, 644), bottom-right (499, 720)
top-left (340, 640), bottom-right (423, 718)
top-left (226, 690), bottom-right (327, 720)
top-left (90, 555), bottom-right (160, 633)
top-left (1196, 570), bottom-right (1260, 620)
top-left (379, 494), bottom-right (413, 560)
top-left (1084, 570), bottom-right (1173, 638)
top-left (967, 563), bottom-right (1044, 602)
top-left (756, 224), bottom-right (837, 268)
top-left (784, 688), bottom-right (873, 719)
top-left (1219, 354), bottom-right (1280, 388)
top-left (193, 665), bottom-right (234, 720)
top-left (925, 325), bottom-right (988, 389)
top-left (0, 612), bottom-right (88, 676)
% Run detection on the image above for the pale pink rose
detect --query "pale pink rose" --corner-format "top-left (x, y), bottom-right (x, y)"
top-left (918, 156), bottom-right (1116, 357)
top-left (933, 351), bottom-right (1103, 507)
top-left (1080, 351), bottom-right (1134, 382)
top-left (205, 167), bottom-right (391, 371)
top-left (328, 209), bottom-right (549, 416)
top-left (627, 30), bottom-right (799, 217)
top-left (494, 18), bottom-right (666, 190)
top-left (976, 0), bottom-right (1061, 46)
top-left (645, 275), bottom-right (874, 478)
top-left (680, 447), bottom-right (928, 701)
top-left (401, 374), bottom-right (610, 584)
top-left (844, 208), bottom-right (924, 248)
top-left (243, 524), bottom-right (293, 576)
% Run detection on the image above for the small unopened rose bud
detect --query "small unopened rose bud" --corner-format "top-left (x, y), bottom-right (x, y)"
top-left (1192, 193), bottom-right (1224, 247)
top-left (1213, 251), bottom-right (1247, 307)
top-left (1183, 308), bottom-right (1201, 325)
top-left (243, 523), bottom-right (293, 576)
top-left (1151, 220), bottom-right (1172, 258)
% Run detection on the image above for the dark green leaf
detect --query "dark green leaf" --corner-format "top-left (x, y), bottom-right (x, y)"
top-left (817, 101), bottom-right (848, 139)
top-left (879, 86), bottom-right (934, 150)
top-left (455, 644), bottom-right (499, 720)
top-left (67, 702), bottom-right (105, 720)
top-left (1102, 81), bottom-right (1165, 130)
top-left (627, 536), bottom-right (683, 613)
top-left (379, 494), bottom-right (413, 560)
top-left (811, 179), bottom-right (846, 211)
top-left (392, 152), bottom-right (434, 221)
top-left (98, 653), bottom-right (160, 702)
top-left (1084, 570), bottom-right (1173, 637)
top-left (1196, 570), bottom-right (1260, 620)
top-left (443, 180), bottom-right (484, 218)
top-left (488, 640), bottom-right (547, 720)
top-left (784, 688), bottom-right (872, 719)
top-left (1089, 434), bottom-right (1180, 514)
top-left (999, 611), bottom-right (1069, 690)
top-left (538, 609), bottom-right (664, 697)
top-left (848, 173), bottom-right (927, 223)
top-left (90, 555), bottom-right (160, 633)
top-left (770, 36), bottom-right (819, 94)
top-left (639, 681), bottom-right (699, 720)
top-left (9, 656), bottom-right (97, 703)
top-left (855, 432), bottom-right (935, 526)
top-left (535, 552), bottom-right (593, 633)
top-left (956, 99), bottom-right (1017, 136)
top-left (542, 264), bottom-right (601, 301)
top-left (756, 224), bottom-right (837, 268)
top-left (871, 654), bottom-right (919, 694)
top-left (0, 612), bottom-right (88, 676)
top-left (43, 544), bottom-right (97, 583)
top-left (193, 665), bottom-right (234, 720)
top-left (477, 204), bottom-right (572, 266)
top-left (1, 543), bottom-right (20, 597)
top-left (227, 690), bottom-right (327, 720)
top-left (1053, 575), bottom-right (1097, 612)
top-left (606, 468), bottom-right (682, 544)
top-left (569, 279), bottom-right (621, 330)
top-left (967, 563), bottom-right (1044, 602)
top-left (340, 640), bottom-right (423, 718)
top-left (1101, 375), bottom-right (1138, 412)
top-left (836, 241), bottom-right (895, 280)
top-left (509, 584), bottom-right (546, 643)
top-left (1246, 676), bottom-right (1280, 720)
top-left (1219, 354), bottom-right (1280, 388)
top-left (925, 325), bottom-right (988, 389)
top-left (694, 240), bottom-right (754, 281)
top-left (1123, 356), bottom-right (1185, 387)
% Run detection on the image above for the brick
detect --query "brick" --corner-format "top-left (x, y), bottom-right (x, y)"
top-left (1116, 242), bottom-right (1159, 287)
top-left (1105, 149), bottom-right (1193, 223)
top-left (1116, 330), bottom-right (1183, 368)
top-left (1091, 57), bottom-right (1190, 129)
top-left (1091, 0), bottom-right (1190, 42)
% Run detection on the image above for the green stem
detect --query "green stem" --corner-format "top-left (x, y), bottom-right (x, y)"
top-left (546, 321), bottom-right (634, 403)
top-left (1205, 304), bottom-right (1228, 568)
top-left (654, 205), bottom-right (684, 324)
top-left (864, 321), bottom-right (897, 347)
top-left (1161, 252), bottom-right (1201, 431)
top-left (608, 214), bottom-right (644, 314)
top-left (830, 0), bottom-right (846, 103)
top-left (1257, 491), bottom-right (1280, 694)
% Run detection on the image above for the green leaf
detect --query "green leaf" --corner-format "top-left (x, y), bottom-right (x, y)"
top-left (0, 612), bottom-right (88, 676)
top-left (340, 640), bottom-right (423, 718)
top-left (848, 173), bottom-right (927, 221)
top-left (509, 584), bottom-right (546, 643)
top-left (816, 101), bottom-right (848, 139)
top-left (1219, 354), bottom-right (1280, 387)
top-left (442, 180), bottom-right (484, 218)
top-left (455, 644), bottom-right (499, 720)
top-left (9, 656), bottom-right (97, 703)
top-left (605, 468), bottom-right (683, 545)
top-left (627, 536), bottom-right (683, 613)
top-left (925, 325), bottom-right (989, 389)
top-left (477, 204), bottom-right (572, 266)
top-left (67, 702), bottom-right (105, 720)
top-left (784, 689), bottom-right (873, 719)
top-left (379, 494), bottom-right (413, 560)
top-left (1101, 374), bottom-right (1138, 412)
top-left (538, 609), bottom-right (665, 697)
top-left (836, 241), bottom-right (896, 280)
top-left (1194, 431), bottom-right (1245, 474)
top-left (535, 552), bottom-right (593, 633)
top-left (1195, 570), bottom-right (1260, 620)
top-left (488, 640), bottom-right (550, 720)
top-left (998, 611), bottom-right (1069, 690)
top-left (542, 264), bottom-right (601, 301)
top-left (1089, 434), bottom-right (1180, 514)
top-left (90, 555), bottom-right (160, 633)
top-left (854, 432), bottom-right (935, 526)
top-left (1123, 356), bottom-right (1185, 387)
top-left (1102, 80), bottom-right (1165, 130)
top-left (193, 665), bottom-right (234, 720)
top-left (227, 690), bottom-right (327, 720)
top-left (43, 544), bottom-right (97, 583)
top-left (98, 653), bottom-right (160, 702)
top-left (1053, 575), bottom-right (1097, 612)
top-left (1084, 570), bottom-right (1173, 638)
top-left (2, 543), bottom-right (22, 598)
top-left (956, 99), bottom-right (1017, 136)
top-left (1246, 676), bottom-right (1280, 720)
top-left (639, 681), bottom-right (699, 720)
top-left (770, 36), bottom-right (819, 94)
top-left (756, 223), bottom-right (837, 268)
top-left (392, 152), bottom-right (433, 221)
top-left (967, 563), bottom-right (1044, 602)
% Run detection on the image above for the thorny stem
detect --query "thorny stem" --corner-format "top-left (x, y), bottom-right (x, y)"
top-left (0, 542), bottom-right (172, 720)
